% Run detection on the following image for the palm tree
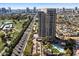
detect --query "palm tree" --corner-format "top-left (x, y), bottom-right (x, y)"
top-left (65, 38), bottom-right (76, 55)
top-left (65, 48), bottom-right (72, 56)
top-left (42, 36), bottom-right (49, 45)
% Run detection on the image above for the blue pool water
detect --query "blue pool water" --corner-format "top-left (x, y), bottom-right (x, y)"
top-left (53, 44), bottom-right (64, 52)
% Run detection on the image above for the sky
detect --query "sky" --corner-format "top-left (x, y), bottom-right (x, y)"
top-left (0, 3), bottom-right (79, 9)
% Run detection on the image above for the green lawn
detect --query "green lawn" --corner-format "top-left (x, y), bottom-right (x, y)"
top-left (14, 20), bottom-right (25, 32)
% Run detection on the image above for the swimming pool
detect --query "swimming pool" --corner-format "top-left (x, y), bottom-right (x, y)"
top-left (53, 44), bottom-right (64, 52)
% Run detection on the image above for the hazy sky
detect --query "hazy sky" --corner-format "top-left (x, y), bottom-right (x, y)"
top-left (0, 3), bottom-right (79, 9)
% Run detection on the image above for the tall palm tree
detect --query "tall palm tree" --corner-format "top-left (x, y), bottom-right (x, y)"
top-left (65, 38), bottom-right (76, 55)
top-left (65, 48), bottom-right (72, 56)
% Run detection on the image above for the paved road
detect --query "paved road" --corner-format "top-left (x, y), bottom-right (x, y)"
top-left (11, 15), bottom-right (36, 56)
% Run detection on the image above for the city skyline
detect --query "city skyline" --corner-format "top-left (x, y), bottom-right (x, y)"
top-left (0, 3), bottom-right (79, 9)
top-left (0, 3), bottom-right (79, 56)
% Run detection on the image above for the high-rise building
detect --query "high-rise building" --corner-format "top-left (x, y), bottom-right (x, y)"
top-left (38, 8), bottom-right (56, 41)
top-left (0, 8), bottom-right (2, 14)
top-left (26, 7), bottom-right (30, 13)
top-left (46, 9), bottom-right (56, 41)
top-left (8, 7), bottom-right (11, 13)
top-left (1, 8), bottom-right (6, 14)
top-left (63, 7), bottom-right (65, 13)
top-left (75, 7), bottom-right (78, 10)
top-left (38, 11), bottom-right (46, 37)
top-left (33, 7), bottom-right (37, 13)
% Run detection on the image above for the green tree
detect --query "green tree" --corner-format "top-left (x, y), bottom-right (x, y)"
top-left (65, 38), bottom-right (76, 55)
top-left (42, 36), bottom-right (48, 45)
top-left (51, 48), bottom-right (60, 54)
top-left (0, 31), bottom-right (6, 43)
top-left (0, 31), bottom-right (5, 37)
top-left (24, 39), bottom-right (33, 56)
top-left (65, 48), bottom-right (72, 56)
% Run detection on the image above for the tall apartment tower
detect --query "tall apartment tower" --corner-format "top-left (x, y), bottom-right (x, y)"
top-left (38, 8), bottom-right (56, 41)
top-left (75, 7), bottom-right (78, 10)
top-left (38, 11), bottom-right (46, 37)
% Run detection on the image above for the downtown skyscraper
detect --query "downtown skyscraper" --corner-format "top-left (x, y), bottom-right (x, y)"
top-left (38, 8), bottom-right (56, 41)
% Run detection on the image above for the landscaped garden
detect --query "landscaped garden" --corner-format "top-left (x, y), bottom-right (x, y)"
top-left (0, 15), bottom-right (29, 55)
